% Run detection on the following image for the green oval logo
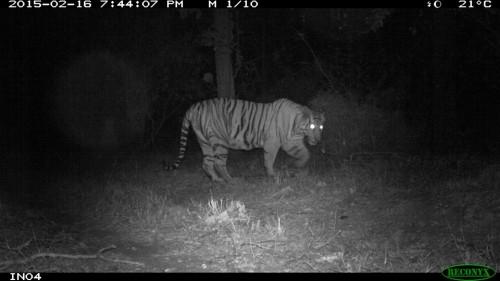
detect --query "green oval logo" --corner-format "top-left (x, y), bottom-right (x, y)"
top-left (442, 264), bottom-right (496, 281)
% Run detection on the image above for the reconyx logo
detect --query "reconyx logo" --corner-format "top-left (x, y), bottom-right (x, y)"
top-left (442, 264), bottom-right (496, 281)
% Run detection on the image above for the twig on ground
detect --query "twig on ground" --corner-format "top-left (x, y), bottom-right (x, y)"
top-left (240, 242), bottom-right (272, 250)
top-left (1, 239), bottom-right (33, 253)
top-left (270, 186), bottom-right (294, 199)
top-left (303, 260), bottom-right (319, 272)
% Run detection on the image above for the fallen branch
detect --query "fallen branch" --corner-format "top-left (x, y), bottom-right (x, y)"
top-left (0, 245), bottom-right (145, 270)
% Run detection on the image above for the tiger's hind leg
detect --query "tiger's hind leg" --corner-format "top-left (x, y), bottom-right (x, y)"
top-left (199, 141), bottom-right (225, 182)
top-left (213, 145), bottom-right (233, 182)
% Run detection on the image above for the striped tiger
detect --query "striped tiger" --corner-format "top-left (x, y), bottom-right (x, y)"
top-left (163, 98), bottom-right (325, 182)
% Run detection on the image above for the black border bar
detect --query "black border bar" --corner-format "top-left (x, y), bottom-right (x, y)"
top-left (1, 272), bottom-right (450, 281)
top-left (4, 0), bottom-right (498, 9)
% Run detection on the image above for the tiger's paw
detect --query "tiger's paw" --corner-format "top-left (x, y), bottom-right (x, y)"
top-left (281, 165), bottom-right (309, 179)
top-left (289, 168), bottom-right (309, 178)
top-left (227, 176), bottom-right (245, 186)
top-left (269, 171), bottom-right (285, 185)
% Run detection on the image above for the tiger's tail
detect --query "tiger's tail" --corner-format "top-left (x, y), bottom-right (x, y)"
top-left (163, 112), bottom-right (191, 171)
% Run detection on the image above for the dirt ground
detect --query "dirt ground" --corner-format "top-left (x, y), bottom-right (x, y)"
top-left (1, 149), bottom-right (499, 272)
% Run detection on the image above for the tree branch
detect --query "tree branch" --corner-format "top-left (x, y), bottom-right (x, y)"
top-left (0, 245), bottom-right (145, 270)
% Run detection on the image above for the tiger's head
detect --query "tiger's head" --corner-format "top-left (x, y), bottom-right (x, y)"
top-left (294, 108), bottom-right (325, 146)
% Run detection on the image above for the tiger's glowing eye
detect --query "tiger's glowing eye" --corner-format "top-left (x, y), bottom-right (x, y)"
top-left (319, 125), bottom-right (323, 130)
top-left (310, 124), bottom-right (315, 129)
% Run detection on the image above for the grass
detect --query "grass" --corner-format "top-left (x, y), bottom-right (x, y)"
top-left (1, 149), bottom-right (499, 272)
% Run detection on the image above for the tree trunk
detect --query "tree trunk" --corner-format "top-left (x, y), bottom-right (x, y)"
top-left (214, 9), bottom-right (235, 99)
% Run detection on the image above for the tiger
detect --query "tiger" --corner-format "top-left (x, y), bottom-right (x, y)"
top-left (163, 98), bottom-right (325, 182)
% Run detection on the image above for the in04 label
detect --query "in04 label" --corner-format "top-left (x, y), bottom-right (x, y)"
top-left (10, 273), bottom-right (42, 281)
top-left (442, 264), bottom-right (496, 281)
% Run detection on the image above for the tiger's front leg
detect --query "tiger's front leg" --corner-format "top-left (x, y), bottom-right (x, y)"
top-left (282, 140), bottom-right (310, 167)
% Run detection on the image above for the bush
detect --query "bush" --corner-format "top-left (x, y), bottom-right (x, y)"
top-left (309, 90), bottom-right (413, 156)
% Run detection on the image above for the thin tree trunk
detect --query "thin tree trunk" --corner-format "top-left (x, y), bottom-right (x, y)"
top-left (431, 10), bottom-right (457, 154)
top-left (260, 13), bottom-right (267, 97)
